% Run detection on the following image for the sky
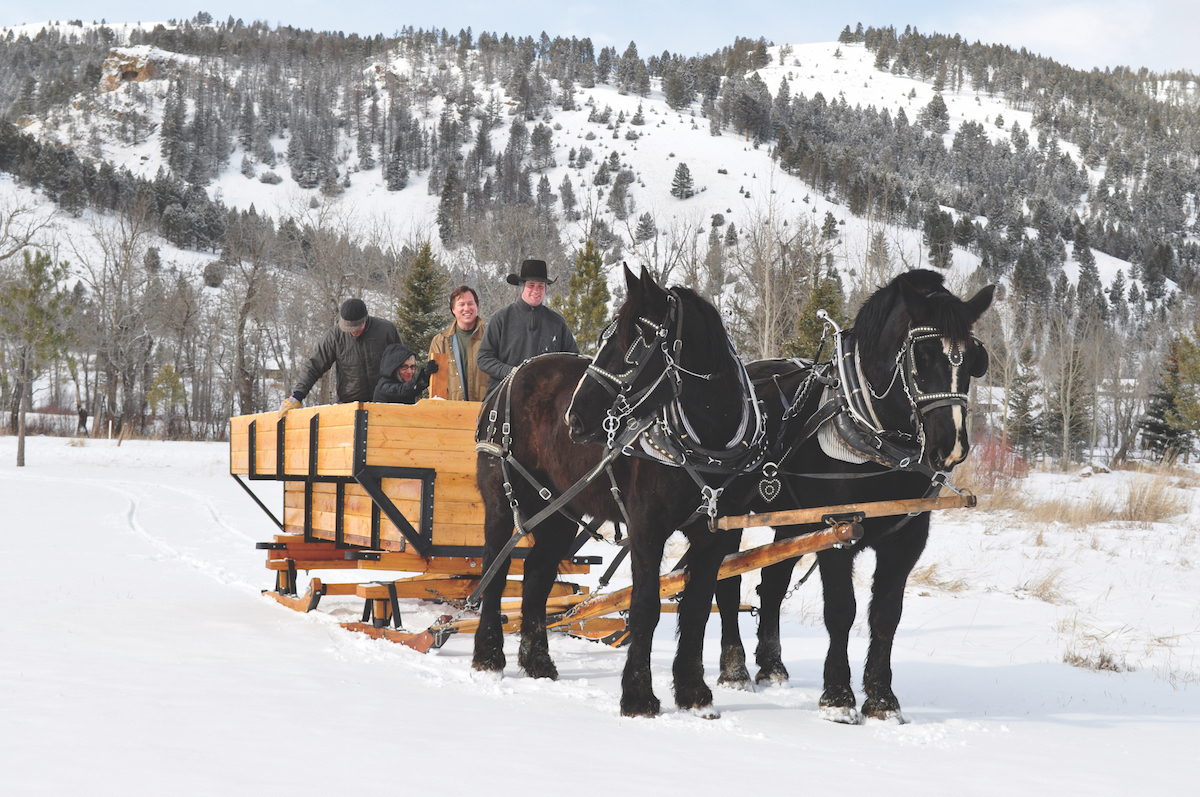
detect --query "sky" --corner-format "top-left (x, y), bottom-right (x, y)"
top-left (1, 0), bottom-right (1197, 75)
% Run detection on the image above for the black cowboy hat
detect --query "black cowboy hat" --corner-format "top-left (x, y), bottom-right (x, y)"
top-left (506, 259), bottom-right (556, 286)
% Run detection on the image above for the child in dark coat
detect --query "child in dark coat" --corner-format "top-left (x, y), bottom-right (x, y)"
top-left (373, 343), bottom-right (438, 404)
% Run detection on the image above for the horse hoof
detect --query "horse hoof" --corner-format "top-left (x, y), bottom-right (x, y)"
top-left (471, 655), bottom-right (505, 674)
top-left (868, 710), bottom-right (907, 724)
top-left (754, 669), bottom-right (788, 686)
top-left (620, 696), bottom-right (661, 718)
top-left (689, 704), bottom-right (721, 720)
top-left (819, 705), bottom-right (862, 725)
top-left (862, 697), bottom-right (905, 722)
top-left (521, 661), bottom-right (559, 680)
top-left (718, 645), bottom-right (751, 686)
top-left (717, 675), bottom-right (754, 691)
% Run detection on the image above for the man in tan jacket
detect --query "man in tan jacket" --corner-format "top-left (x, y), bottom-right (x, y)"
top-left (428, 285), bottom-right (487, 402)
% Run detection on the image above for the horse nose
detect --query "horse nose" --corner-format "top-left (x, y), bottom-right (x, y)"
top-left (939, 438), bottom-right (969, 470)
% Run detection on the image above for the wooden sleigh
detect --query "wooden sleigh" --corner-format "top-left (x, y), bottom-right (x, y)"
top-left (229, 400), bottom-right (975, 652)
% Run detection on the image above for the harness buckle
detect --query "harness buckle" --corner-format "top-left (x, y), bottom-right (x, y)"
top-left (698, 485), bottom-right (722, 518)
top-left (538, 487), bottom-right (553, 501)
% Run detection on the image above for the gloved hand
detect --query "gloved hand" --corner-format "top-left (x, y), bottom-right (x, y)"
top-left (280, 396), bottom-right (302, 416)
top-left (422, 360), bottom-right (439, 376)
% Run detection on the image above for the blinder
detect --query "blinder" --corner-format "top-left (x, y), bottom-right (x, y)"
top-left (969, 339), bottom-right (989, 379)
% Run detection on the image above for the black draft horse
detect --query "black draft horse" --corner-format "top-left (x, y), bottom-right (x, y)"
top-left (716, 269), bottom-right (994, 723)
top-left (472, 265), bottom-right (759, 718)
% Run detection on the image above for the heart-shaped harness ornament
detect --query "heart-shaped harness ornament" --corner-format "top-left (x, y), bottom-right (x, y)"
top-left (758, 462), bottom-right (782, 502)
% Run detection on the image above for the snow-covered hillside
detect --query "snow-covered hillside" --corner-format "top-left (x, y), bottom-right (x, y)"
top-left (4, 22), bottom-right (1142, 300)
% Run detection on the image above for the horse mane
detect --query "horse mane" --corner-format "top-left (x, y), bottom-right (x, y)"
top-left (854, 269), bottom-right (974, 346)
top-left (671, 285), bottom-right (735, 368)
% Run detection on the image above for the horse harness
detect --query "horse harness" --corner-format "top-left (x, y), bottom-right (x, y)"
top-left (468, 304), bottom-right (976, 606)
top-left (750, 312), bottom-right (976, 539)
top-left (467, 290), bottom-right (769, 606)
top-left (579, 289), bottom-right (769, 524)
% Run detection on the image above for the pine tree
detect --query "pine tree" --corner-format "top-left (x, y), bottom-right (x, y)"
top-left (593, 159), bottom-right (610, 186)
top-left (436, 161), bottom-right (463, 246)
top-left (558, 174), bottom-right (576, 219)
top-left (635, 212), bottom-right (656, 242)
top-left (1140, 338), bottom-right (1194, 463)
top-left (357, 123), bottom-right (375, 170)
top-left (0, 250), bottom-right (74, 466)
top-left (1008, 340), bottom-right (1043, 459)
top-left (821, 211), bottom-right (839, 240)
top-left (918, 93), bottom-right (950, 134)
top-left (607, 170), bottom-right (633, 219)
top-left (787, 264), bottom-right (848, 359)
top-left (670, 162), bottom-right (694, 199)
top-left (922, 205), bottom-right (954, 268)
top-left (1076, 226), bottom-right (1106, 325)
top-left (553, 240), bottom-right (610, 354)
top-left (536, 174), bottom-right (555, 210)
top-left (386, 135), bottom-right (408, 190)
top-left (395, 243), bottom-right (448, 359)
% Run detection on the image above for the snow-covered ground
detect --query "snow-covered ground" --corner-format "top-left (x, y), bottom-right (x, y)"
top-left (2, 434), bottom-right (1198, 793)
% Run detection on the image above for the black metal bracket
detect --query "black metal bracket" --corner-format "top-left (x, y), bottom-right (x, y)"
top-left (351, 409), bottom-right (437, 557)
top-left (233, 472), bottom-right (284, 530)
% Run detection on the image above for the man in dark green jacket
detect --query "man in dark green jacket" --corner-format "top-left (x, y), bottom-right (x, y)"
top-left (477, 259), bottom-right (580, 401)
top-left (280, 298), bottom-right (402, 414)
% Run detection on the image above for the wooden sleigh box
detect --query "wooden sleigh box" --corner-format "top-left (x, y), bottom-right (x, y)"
top-left (229, 400), bottom-right (532, 562)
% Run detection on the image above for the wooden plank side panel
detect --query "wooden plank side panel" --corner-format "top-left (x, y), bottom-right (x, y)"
top-left (365, 438), bottom-right (477, 473)
top-left (364, 400), bottom-right (481, 430)
top-left (230, 412), bottom-right (280, 475)
top-left (281, 448), bottom-right (354, 476)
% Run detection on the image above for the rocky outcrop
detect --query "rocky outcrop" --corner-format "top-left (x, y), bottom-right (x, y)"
top-left (99, 48), bottom-right (162, 92)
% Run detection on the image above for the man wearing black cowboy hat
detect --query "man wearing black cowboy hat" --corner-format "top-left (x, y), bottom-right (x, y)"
top-left (280, 297), bottom-right (404, 414)
top-left (477, 259), bottom-right (579, 400)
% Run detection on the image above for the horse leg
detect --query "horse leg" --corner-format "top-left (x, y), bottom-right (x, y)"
top-left (753, 543), bottom-right (803, 684)
top-left (672, 526), bottom-right (734, 715)
top-left (471, 460), bottom-right (513, 673)
top-left (817, 547), bottom-right (860, 723)
top-left (516, 517), bottom-right (577, 680)
top-left (620, 525), bottom-right (669, 717)
top-left (714, 561), bottom-right (751, 689)
top-left (861, 520), bottom-right (929, 722)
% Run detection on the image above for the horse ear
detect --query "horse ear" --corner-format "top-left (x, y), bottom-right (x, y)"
top-left (897, 273), bottom-right (933, 324)
top-left (624, 262), bottom-right (640, 295)
top-left (966, 284), bottom-right (996, 323)
top-left (640, 265), bottom-right (669, 305)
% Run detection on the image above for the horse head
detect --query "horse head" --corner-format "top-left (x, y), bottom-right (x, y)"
top-left (853, 269), bottom-right (994, 472)
top-left (567, 264), bottom-right (745, 449)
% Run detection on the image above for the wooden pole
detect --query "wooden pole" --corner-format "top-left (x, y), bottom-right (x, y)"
top-left (716, 493), bottom-right (976, 530)
top-left (429, 352), bottom-right (449, 399)
top-left (548, 519), bottom-right (863, 628)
